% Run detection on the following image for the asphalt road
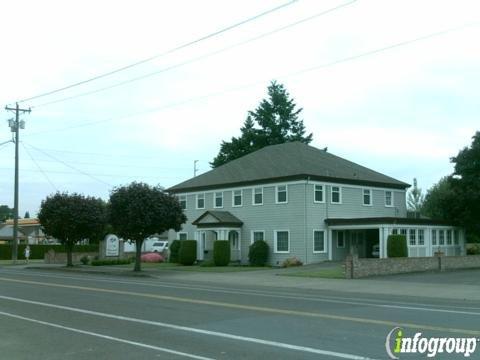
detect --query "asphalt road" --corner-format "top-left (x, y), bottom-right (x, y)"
top-left (0, 268), bottom-right (479, 359)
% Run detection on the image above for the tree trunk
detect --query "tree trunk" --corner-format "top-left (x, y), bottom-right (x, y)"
top-left (66, 241), bottom-right (73, 267)
top-left (134, 240), bottom-right (142, 272)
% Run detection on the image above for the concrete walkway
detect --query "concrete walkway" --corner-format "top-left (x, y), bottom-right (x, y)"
top-left (4, 262), bottom-right (480, 301)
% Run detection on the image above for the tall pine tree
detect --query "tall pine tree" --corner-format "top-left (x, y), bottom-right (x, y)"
top-left (211, 81), bottom-right (312, 168)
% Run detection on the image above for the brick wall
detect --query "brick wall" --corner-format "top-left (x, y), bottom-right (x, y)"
top-left (345, 254), bottom-right (480, 279)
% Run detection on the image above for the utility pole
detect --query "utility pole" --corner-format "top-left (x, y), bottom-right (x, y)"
top-left (5, 102), bottom-right (31, 264)
top-left (194, 160), bottom-right (199, 177)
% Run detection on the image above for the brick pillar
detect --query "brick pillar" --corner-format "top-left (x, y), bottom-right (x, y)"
top-left (345, 254), bottom-right (358, 279)
top-left (434, 251), bottom-right (444, 271)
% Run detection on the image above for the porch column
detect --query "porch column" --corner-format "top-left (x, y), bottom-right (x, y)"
top-left (328, 229), bottom-right (333, 261)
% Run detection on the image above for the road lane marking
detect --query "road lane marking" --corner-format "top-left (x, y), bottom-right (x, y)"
top-left (0, 277), bottom-right (479, 337)
top-left (4, 269), bottom-right (480, 314)
top-left (0, 310), bottom-right (214, 360)
top-left (0, 295), bottom-right (378, 360)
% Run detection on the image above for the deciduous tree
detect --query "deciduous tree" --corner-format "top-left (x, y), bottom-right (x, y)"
top-left (108, 182), bottom-right (186, 271)
top-left (38, 193), bottom-right (107, 266)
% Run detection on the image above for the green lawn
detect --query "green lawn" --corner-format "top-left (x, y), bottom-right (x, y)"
top-left (279, 267), bottom-right (345, 279)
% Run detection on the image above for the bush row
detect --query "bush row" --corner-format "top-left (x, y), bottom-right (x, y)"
top-left (0, 244), bottom-right (99, 260)
top-left (169, 239), bottom-right (270, 267)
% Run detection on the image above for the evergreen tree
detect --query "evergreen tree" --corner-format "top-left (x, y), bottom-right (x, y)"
top-left (407, 178), bottom-right (424, 218)
top-left (211, 81), bottom-right (312, 167)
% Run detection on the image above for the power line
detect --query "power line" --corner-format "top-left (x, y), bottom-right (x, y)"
top-left (24, 143), bottom-right (113, 187)
top-left (26, 20), bottom-right (480, 136)
top-left (31, 0), bottom-right (357, 109)
top-left (16, 0), bottom-right (299, 104)
top-left (21, 142), bottom-right (58, 191)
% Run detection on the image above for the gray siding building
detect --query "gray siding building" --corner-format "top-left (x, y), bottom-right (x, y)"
top-left (168, 142), bottom-right (464, 265)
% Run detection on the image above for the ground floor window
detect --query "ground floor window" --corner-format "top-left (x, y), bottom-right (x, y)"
top-left (178, 232), bottom-right (188, 240)
top-left (274, 230), bottom-right (289, 253)
top-left (313, 230), bottom-right (326, 253)
top-left (251, 230), bottom-right (264, 244)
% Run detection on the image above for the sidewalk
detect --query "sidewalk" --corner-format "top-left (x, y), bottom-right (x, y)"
top-left (7, 262), bottom-right (480, 301)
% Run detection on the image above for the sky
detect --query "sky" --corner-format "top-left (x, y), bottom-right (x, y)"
top-left (0, 0), bottom-right (479, 216)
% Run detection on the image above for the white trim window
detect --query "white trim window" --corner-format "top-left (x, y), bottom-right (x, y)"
top-left (439, 230), bottom-right (445, 245)
top-left (385, 191), bottom-right (393, 207)
top-left (313, 230), bottom-right (326, 253)
top-left (446, 230), bottom-right (452, 245)
top-left (252, 187), bottom-right (263, 206)
top-left (331, 186), bottom-right (342, 204)
top-left (251, 230), bottom-right (265, 244)
top-left (178, 195), bottom-right (187, 210)
top-left (314, 184), bottom-right (324, 203)
top-left (432, 230), bottom-right (437, 246)
top-left (418, 229), bottom-right (425, 246)
top-left (409, 229), bottom-right (416, 246)
top-left (276, 185), bottom-right (288, 204)
top-left (232, 190), bottom-right (243, 207)
top-left (178, 232), bottom-right (188, 240)
top-left (454, 230), bottom-right (459, 245)
top-left (392, 228), bottom-right (398, 235)
top-left (214, 192), bottom-right (223, 208)
top-left (196, 193), bottom-right (205, 209)
top-left (363, 189), bottom-right (372, 206)
top-left (274, 230), bottom-right (290, 253)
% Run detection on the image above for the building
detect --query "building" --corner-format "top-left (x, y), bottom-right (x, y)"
top-left (167, 142), bottom-right (464, 265)
top-left (2, 218), bottom-right (49, 244)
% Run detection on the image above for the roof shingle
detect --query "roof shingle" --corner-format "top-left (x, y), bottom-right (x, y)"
top-left (168, 142), bottom-right (409, 192)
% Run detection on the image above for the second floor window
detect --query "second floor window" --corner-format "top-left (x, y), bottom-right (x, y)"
top-left (196, 193), bottom-right (205, 209)
top-left (314, 185), bottom-right (324, 203)
top-left (214, 192), bottom-right (223, 208)
top-left (253, 187), bottom-right (263, 205)
top-left (233, 190), bottom-right (242, 207)
top-left (363, 189), bottom-right (372, 206)
top-left (276, 185), bottom-right (287, 203)
top-left (385, 191), bottom-right (393, 207)
top-left (178, 195), bottom-right (186, 210)
top-left (331, 186), bottom-right (341, 204)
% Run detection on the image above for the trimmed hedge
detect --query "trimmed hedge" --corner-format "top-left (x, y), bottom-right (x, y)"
top-left (178, 240), bottom-right (196, 266)
top-left (91, 258), bottom-right (131, 266)
top-left (387, 235), bottom-right (408, 257)
top-left (213, 240), bottom-right (230, 266)
top-left (248, 240), bottom-right (269, 266)
top-left (0, 244), bottom-right (99, 260)
top-left (169, 240), bottom-right (181, 263)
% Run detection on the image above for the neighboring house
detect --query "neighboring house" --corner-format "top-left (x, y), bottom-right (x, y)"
top-left (0, 225), bottom-right (27, 244)
top-left (167, 142), bottom-right (465, 265)
top-left (2, 218), bottom-right (49, 244)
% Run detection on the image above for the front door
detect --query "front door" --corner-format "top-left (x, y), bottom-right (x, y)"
top-left (228, 230), bottom-right (240, 261)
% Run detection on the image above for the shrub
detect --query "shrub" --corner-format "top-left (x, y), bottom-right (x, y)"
top-left (169, 240), bottom-right (181, 263)
top-left (91, 258), bottom-right (131, 266)
top-left (80, 255), bottom-right (90, 265)
top-left (178, 240), bottom-right (196, 266)
top-left (248, 240), bottom-right (269, 266)
top-left (387, 235), bottom-right (408, 257)
top-left (281, 256), bottom-right (303, 268)
top-left (213, 240), bottom-right (230, 266)
top-left (466, 243), bottom-right (480, 255)
top-left (141, 252), bottom-right (164, 263)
